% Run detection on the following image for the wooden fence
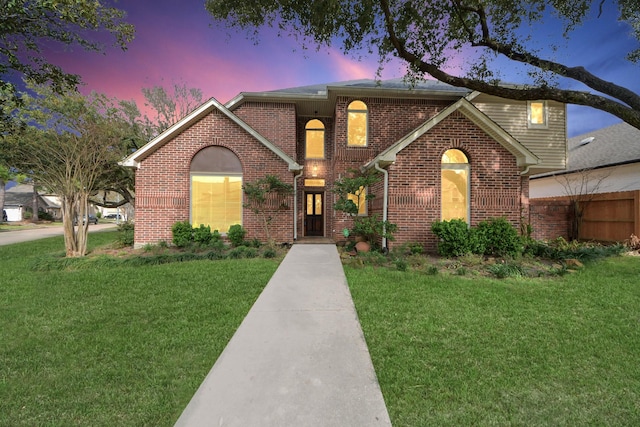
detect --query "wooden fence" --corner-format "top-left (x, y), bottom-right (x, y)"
top-left (530, 190), bottom-right (640, 242)
top-left (580, 190), bottom-right (640, 242)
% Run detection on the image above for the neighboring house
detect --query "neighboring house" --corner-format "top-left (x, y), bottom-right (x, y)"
top-left (3, 184), bottom-right (62, 221)
top-left (530, 122), bottom-right (640, 241)
top-left (122, 78), bottom-right (567, 251)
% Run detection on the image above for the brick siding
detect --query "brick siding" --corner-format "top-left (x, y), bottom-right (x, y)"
top-left (134, 107), bottom-right (296, 247)
top-left (135, 96), bottom-right (532, 251)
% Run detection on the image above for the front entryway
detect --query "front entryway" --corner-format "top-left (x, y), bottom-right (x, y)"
top-left (304, 192), bottom-right (324, 236)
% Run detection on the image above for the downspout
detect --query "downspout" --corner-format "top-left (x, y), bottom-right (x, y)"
top-left (293, 169), bottom-right (303, 241)
top-left (374, 161), bottom-right (389, 251)
top-left (520, 165), bottom-right (532, 176)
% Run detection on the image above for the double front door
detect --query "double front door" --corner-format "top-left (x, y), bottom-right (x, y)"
top-left (305, 192), bottom-right (323, 236)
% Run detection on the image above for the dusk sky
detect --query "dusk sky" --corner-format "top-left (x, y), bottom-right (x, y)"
top-left (38, 1), bottom-right (640, 137)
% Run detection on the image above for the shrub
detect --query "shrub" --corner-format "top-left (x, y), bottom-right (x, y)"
top-left (395, 258), bottom-right (408, 271)
top-left (355, 251), bottom-right (388, 267)
top-left (116, 222), bottom-right (135, 247)
top-left (488, 262), bottom-right (527, 278)
top-left (351, 214), bottom-right (398, 247)
top-left (431, 219), bottom-right (473, 257)
top-left (227, 224), bottom-right (246, 247)
top-left (172, 220), bottom-right (193, 248)
top-left (227, 245), bottom-right (257, 259)
top-left (408, 242), bottom-right (424, 255)
top-left (38, 210), bottom-right (54, 221)
top-left (424, 265), bottom-right (439, 275)
top-left (262, 248), bottom-right (277, 258)
top-left (193, 224), bottom-right (213, 245)
top-left (476, 217), bottom-right (522, 257)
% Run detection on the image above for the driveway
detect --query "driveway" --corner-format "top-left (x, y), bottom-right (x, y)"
top-left (0, 223), bottom-right (117, 246)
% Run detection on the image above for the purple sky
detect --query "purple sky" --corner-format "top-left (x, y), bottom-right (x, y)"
top-left (40, 1), bottom-right (639, 137)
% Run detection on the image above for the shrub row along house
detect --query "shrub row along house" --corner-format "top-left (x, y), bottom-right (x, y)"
top-left (122, 79), bottom-right (566, 250)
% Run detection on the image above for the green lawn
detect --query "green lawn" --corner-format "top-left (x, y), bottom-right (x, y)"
top-left (0, 232), bottom-right (279, 426)
top-left (347, 256), bottom-right (640, 426)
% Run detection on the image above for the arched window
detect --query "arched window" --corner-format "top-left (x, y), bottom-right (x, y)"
top-left (441, 149), bottom-right (470, 222)
top-left (347, 100), bottom-right (368, 146)
top-left (190, 146), bottom-right (242, 233)
top-left (305, 119), bottom-right (325, 159)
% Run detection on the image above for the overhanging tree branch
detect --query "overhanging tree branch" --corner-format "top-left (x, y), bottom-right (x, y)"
top-left (379, 0), bottom-right (640, 130)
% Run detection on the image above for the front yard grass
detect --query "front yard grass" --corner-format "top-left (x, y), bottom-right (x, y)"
top-left (0, 232), bottom-right (280, 426)
top-left (346, 256), bottom-right (640, 426)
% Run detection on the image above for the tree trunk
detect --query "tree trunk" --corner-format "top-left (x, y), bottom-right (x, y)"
top-left (62, 196), bottom-right (79, 256)
top-left (61, 194), bottom-right (89, 257)
top-left (31, 184), bottom-right (39, 222)
top-left (0, 180), bottom-right (5, 222)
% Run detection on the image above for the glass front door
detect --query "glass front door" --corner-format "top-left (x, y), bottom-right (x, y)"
top-left (305, 192), bottom-right (324, 236)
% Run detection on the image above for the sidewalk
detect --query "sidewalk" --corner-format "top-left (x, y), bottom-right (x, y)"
top-left (174, 244), bottom-right (391, 427)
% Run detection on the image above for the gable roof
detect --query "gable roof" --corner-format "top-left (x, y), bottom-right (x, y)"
top-left (120, 97), bottom-right (302, 171)
top-left (364, 96), bottom-right (540, 170)
top-left (566, 122), bottom-right (640, 171)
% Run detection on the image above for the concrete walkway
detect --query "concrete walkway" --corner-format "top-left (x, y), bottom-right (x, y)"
top-left (174, 244), bottom-right (391, 427)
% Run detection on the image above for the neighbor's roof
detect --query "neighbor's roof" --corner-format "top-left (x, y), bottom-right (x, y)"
top-left (4, 184), bottom-right (59, 208)
top-left (530, 121), bottom-right (640, 179)
top-left (567, 122), bottom-right (640, 171)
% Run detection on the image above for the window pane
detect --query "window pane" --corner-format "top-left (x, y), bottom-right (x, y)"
top-left (306, 129), bottom-right (325, 158)
top-left (307, 194), bottom-right (313, 215)
top-left (304, 179), bottom-right (325, 187)
top-left (315, 194), bottom-right (322, 214)
top-left (442, 149), bottom-right (468, 164)
top-left (529, 102), bottom-right (545, 125)
top-left (347, 101), bottom-right (367, 147)
top-left (347, 186), bottom-right (367, 215)
top-left (192, 175), bottom-right (242, 233)
top-left (441, 169), bottom-right (468, 221)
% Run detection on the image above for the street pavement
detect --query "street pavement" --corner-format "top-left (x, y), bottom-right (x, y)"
top-left (0, 223), bottom-right (117, 246)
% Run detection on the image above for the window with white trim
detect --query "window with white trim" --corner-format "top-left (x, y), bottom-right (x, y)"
top-left (190, 146), bottom-right (242, 233)
top-left (347, 100), bottom-right (368, 146)
top-left (527, 101), bottom-right (547, 128)
top-left (305, 119), bottom-right (325, 159)
top-left (441, 149), bottom-right (470, 223)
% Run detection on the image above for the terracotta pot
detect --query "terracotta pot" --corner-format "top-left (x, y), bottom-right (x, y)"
top-left (355, 241), bottom-right (371, 253)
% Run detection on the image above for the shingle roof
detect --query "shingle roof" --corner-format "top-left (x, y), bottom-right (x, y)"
top-left (566, 122), bottom-right (640, 171)
top-left (4, 184), bottom-right (58, 208)
top-left (266, 78), bottom-right (471, 96)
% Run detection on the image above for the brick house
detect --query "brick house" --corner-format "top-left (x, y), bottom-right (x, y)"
top-left (122, 79), bottom-right (567, 251)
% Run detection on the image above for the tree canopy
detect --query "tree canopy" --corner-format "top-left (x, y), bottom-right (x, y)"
top-left (0, 0), bottom-right (134, 129)
top-left (4, 84), bottom-right (134, 256)
top-left (205, 0), bottom-right (640, 129)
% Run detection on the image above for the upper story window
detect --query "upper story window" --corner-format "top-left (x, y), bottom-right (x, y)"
top-left (347, 100), bottom-right (368, 146)
top-left (527, 101), bottom-right (547, 128)
top-left (305, 119), bottom-right (325, 159)
top-left (441, 149), bottom-right (469, 223)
